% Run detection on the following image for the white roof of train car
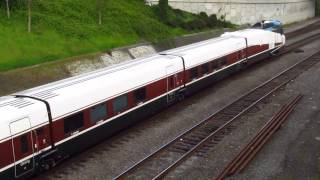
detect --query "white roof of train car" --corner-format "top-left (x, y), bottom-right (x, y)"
top-left (0, 97), bottom-right (48, 141)
top-left (12, 33), bottom-right (250, 120)
top-left (0, 28), bottom-right (280, 140)
top-left (222, 29), bottom-right (277, 46)
top-left (163, 36), bottom-right (246, 69)
top-left (17, 54), bottom-right (184, 120)
top-left (0, 54), bottom-right (183, 140)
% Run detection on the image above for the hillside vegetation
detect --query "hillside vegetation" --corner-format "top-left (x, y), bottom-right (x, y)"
top-left (0, 0), bottom-right (232, 71)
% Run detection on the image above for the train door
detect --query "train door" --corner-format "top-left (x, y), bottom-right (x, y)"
top-left (9, 118), bottom-right (35, 178)
top-left (166, 65), bottom-right (177, 103)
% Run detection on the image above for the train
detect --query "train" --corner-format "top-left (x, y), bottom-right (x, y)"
top-left (0, 20), bottom-right (285, 179)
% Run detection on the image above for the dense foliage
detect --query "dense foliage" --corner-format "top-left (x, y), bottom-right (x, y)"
top-left (153, 4), bottom-right (232, 30)
top-left (0, 0), bottom-right (232, 71)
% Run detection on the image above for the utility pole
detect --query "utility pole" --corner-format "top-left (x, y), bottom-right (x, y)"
top-left (6, 0), bottom-right (10, 19)
top-left (28, 0), bottom-right (32, 33)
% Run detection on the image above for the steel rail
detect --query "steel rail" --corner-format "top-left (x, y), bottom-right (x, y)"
top-left (113, 21), bottom-right (320, 180)
top-left (114, 47), bottom-right (320, 180)
top-left (215, 105), bottom-right (288, 180)
top-left (237, 95), bottom-right (302, 172)
top-left (216, 95), bottom-right (302, 180)
top-left (152, 88), bottom-right (294, 180)
top-left (231, 95), bottom-right (301, 174)
top-left (285, 21), bottom-right (320, 39)
top-left (280, 32), bottom-right (320, 55)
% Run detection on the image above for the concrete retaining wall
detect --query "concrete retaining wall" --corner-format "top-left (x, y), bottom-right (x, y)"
top-left (147, 0), bottom-right (315, 25)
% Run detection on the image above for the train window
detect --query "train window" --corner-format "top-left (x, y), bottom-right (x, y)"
top-left (113, 95), bottom-right (128, 113)
top-left (64, 112), bottom-right (84, 134)
top-left (190, 67), bottom-right (198, 80)
top-left (90, 104), bottom-right (107, 124)
top-left (36, 128), bottom-right (44, 135)
top-left (201, 63), bottom-right (209, 75)
top-left (134, 87), bottom-right (146, 104)
top-left (20, 135), bottom-right (29, 154)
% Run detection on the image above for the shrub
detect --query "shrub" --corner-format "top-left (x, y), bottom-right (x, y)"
top-left (188, 19), bottom-right (206, 30)
top-left (181, 22), bottom-right (192, 31)
top-left (167, 19), bottom-right (183, 27)
top-left (152, 2), bottom-right (234, 30)
top-left (172, 8), bottom-right (184, 16)
top-left (207, 14), bottom-right (218, 27)
top-left (199, 12), bottom-right (209, 19)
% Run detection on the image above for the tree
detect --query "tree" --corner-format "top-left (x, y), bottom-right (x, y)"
top-left (28, 0), bottom-right (32, 33)
top-left (5, 0), bottom-right (10, 19)
top-left (158, 0), bottom-right (169, 21)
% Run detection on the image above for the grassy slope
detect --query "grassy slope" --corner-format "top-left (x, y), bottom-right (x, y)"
top-left (0, 0), bottom-right (187, 71)
top-left (0, 0), bottom-right (233, 72)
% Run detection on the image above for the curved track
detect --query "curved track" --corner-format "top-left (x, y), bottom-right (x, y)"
top-left (114, 46), bottom-right (320, 179)
top-left (285, 21), bottom-right (320, 39)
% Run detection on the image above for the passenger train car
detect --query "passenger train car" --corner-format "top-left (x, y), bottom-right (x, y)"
top-left (0, 21), bottom-right (285, 179)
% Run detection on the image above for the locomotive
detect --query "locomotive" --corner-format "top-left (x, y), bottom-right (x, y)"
top-left (0, 20), bottom-right (285, 179)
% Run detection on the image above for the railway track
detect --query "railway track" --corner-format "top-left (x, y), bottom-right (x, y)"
top-left (114, 50), bottom-right (320, 179)
top-left (281, 30), bottom-right (320, 55)
top-left (215, 95), bottom-right (302, 180)
top-left (35, 21), bottom-right (320, 180)
top-left (285, 21), bottom-right (320, 39)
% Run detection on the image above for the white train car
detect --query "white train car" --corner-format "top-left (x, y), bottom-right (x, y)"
top-left (0, 21), bottom-right (285, 179)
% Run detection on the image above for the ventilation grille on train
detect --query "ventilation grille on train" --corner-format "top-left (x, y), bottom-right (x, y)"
top-left (32, 91), bottom-right (59, 100)
top-left (0, 99), bottom-right (34, 109)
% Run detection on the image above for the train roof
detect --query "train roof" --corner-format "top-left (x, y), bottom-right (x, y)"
top-left (0, 54), bottom-right (183, 140)
top-left (0, 96), bottom-right (49, 141)
top-left (221, 29), bottom-right (278, 45)
top-left (0, 28), bottom-right (282, 137)
top-left (9, 29), bottom-right (273, 103)
top-left (10, 31), bottom-right (254, 120)
top-left (17, 54), bottom-right (164, 95)
top-left (14, 54), bottom-right (184, 120)
top-left (163, 29), bottom-right (278, 68)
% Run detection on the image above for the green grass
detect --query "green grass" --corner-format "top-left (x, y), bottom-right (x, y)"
top-left (0, 0), bottom-right (231, 72)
